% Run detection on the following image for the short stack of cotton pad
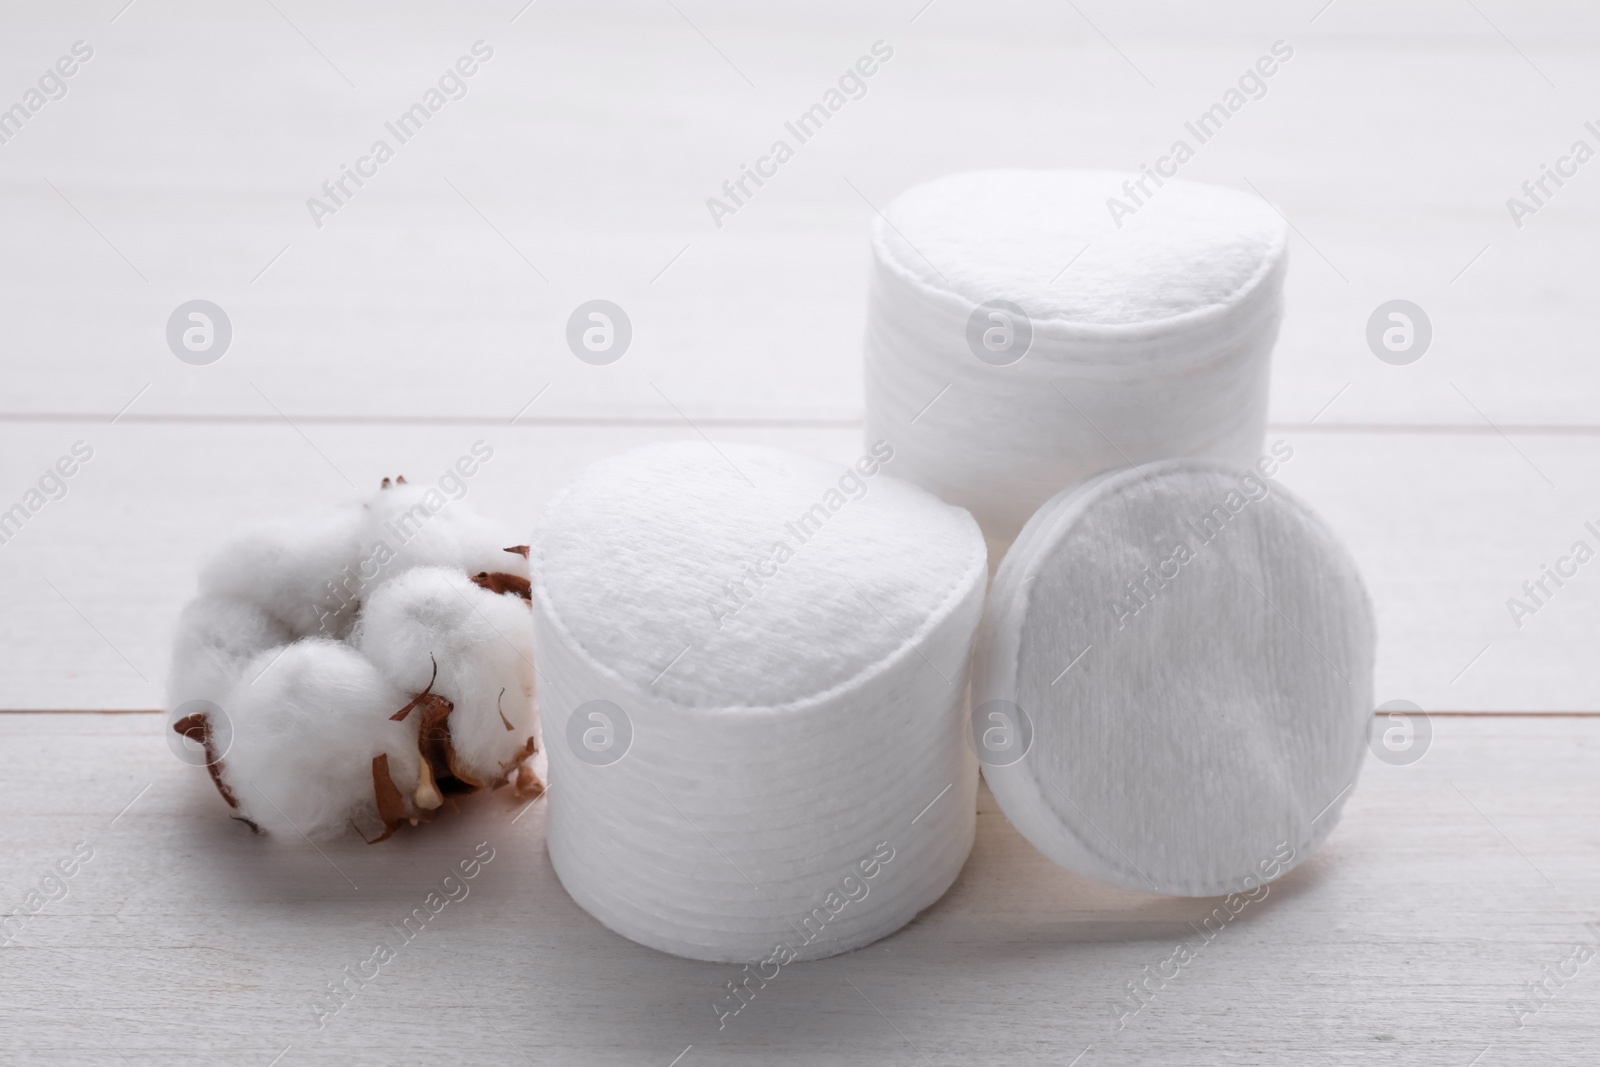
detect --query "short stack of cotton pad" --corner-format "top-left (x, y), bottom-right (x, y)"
top-left (532, 442), bottom-right (987, 962)
top-left (972, 459), bottom-right (1375, 897)
top-left (864, 169), bottom-right (1289, 555)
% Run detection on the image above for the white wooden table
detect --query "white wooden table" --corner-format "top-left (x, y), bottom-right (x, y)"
top-left (3, 2), bottom-right (1597, 1063)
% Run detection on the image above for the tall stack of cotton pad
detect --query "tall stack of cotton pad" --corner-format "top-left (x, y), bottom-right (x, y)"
top-left (864, 169), bottom-right (1288, 554)
top-left (532, 442), bottom-right (987, 962)
top-left (971, 459), bottom-right (1375, 897)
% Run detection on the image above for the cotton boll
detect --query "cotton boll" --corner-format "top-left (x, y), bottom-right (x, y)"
top-left (198, 506), bottom-right (365, 638)
top-left (353, 566), bottom-right (537, 789)
top-left (167, 595), bottom-right (293, 708)
top-left (361, 481), bottom-right (529, 595)
top-left (216, 639), bottom-right (421, 841)
top-left (172, 481), bottom-right (537, 844)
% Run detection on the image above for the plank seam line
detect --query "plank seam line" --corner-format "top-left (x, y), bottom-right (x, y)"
top-left (5, 709), bottom-right (1599, 717)
top-left (2, 414), bottom-right (1600, 435)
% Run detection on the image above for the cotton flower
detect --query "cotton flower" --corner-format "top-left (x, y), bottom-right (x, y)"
top-left (361, 479), bottom-right (532, 600)
top-left (168, 595), bottom-right (293, 708)
top-left (167, 477), bottom-right (541, 842)
top-left (196, 505), bottom-right (365, 638)
top-left (353, 566), bottom-right (539, 804)
top-left (208, 639), bottom-right (420, 839)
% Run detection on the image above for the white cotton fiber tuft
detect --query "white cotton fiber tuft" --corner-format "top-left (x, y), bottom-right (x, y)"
top-left (361, 481), bottom-right (530, 590)
top-left (534, 441), bottom-right (987, 963)
top-left (168, 595), bottom-right (293, 707)
top-left (972, 459), bottom-right (1375, 897)
top-left (863, 169), bottom-right (1288, 556)
top-left (353, 566), bottom-right (537, 785)
top-left (197, 505), bottom-right (365, 638)
top-left (219, 640), bottom-right (419, 840)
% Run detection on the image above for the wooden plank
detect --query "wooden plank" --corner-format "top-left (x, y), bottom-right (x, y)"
top-left (0, 5), bottom-right (1595, 426)
top-left (0, 421), bottom-right (1594, 712)
top-left (0, 712), bottom-right (1595, 1065)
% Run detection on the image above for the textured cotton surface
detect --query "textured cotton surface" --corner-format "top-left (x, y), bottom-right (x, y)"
top-left (197, 506), bottom-right (365, 639)
top-left (220, 640), bottom-right (418, 839)
top-left (874, 169), bottom-right (1285, 328)
top-left (864, 168), bottom-right (1287, 554)
top-left (536, 441), bottom-right (983, 710)
top-left (534, 442), bottom-right (988, 962)
top-left (361, 482), bottom-right (526, 586)
top-left (353, 566), bottom-right (536, 783)
top-left (167, 482), bottom-right (537, 841)
top-left (972, 460), bottom-right (1375, 897)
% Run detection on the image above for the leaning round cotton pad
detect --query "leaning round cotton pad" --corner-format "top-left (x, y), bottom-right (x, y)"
top-left (533, 442), bottom-right (987, 962)
top-left (864, 169), bottom-right (1288, 555)
top-left (972, 459), bottom-right (1374, 897)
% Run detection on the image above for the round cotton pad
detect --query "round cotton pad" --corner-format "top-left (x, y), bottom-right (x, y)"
top-left (972, 459), bottom-right (1374, 897)
top-left (533, 442), bottom-right (988, 962)
top-left (864, 169), bottom-right (1288, 555)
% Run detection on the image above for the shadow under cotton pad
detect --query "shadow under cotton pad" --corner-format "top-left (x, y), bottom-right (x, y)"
top-left (971, 459), bottom-right (1375, 898)
top-left (532, 442), bottom-right (988, 962)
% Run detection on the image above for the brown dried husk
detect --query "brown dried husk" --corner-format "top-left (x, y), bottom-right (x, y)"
top-left (172, 711), bottom-right (262, 833)
top-left (469, 545), bottom-right (533, 601)
top-left (363, 752), bottom-right (412, 843)
top-left (470, 571), bottom-right (531, 601)
top-left (377, 655), bottom-right (543, 840)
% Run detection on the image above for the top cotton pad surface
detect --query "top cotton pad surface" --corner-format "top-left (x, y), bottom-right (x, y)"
top-left (971, 458), bottom-right (1375, 898)
top-left (532, 441), bottom-right (988, 963)
top-left (864, 168), bottom-right (1289, 555)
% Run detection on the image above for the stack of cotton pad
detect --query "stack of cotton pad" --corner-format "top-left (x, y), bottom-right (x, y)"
top-left (972, 460), bottom-right (1375, 897)
top-left (532, 442), bottom-right (987, 962)
top-left (864, 169), bottom-right (1288, 555)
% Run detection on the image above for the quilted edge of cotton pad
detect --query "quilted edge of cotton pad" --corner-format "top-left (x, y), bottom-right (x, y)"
top-left (871, 169), bottom-right (1290, 344)
top-left (529, 448), bottom-right (991, 719)
top-left (973, 459), bottom-right (1375, 897)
